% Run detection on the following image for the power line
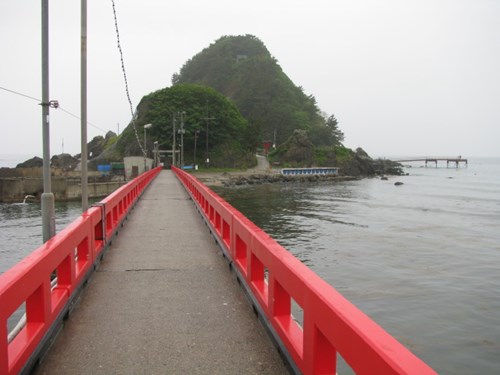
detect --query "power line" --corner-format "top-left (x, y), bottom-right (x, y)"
top-left (58, 107), bottom-right (108, 133)
top-left (0, 85), bottom-right (40, 102)
top-left (111, 0), bottom-right (145, 157)
top-left (0, 84), bottom-right (108, 133)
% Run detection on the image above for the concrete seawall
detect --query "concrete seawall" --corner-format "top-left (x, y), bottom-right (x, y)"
top-left (0, 177), bottom-right (125, 203)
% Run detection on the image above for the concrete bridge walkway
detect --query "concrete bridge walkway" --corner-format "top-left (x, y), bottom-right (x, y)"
top-left (34, 170), bottom-right (288, 374)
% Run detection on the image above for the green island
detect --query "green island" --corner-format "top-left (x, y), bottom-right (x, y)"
top-left (13, 34), bottom-right (403, 182)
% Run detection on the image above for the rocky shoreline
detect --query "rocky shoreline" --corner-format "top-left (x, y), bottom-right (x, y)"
top-left (222, 173), bottom-right (357, 187)
top-left (192, 170), bottom-right (393, 188)
top-left (191, 155), bottom-right (405, 187)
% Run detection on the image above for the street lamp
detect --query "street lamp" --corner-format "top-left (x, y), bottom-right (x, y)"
top-left (143, 123), bottom-right (152, 171)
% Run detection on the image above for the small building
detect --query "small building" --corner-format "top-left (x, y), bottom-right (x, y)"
top-left (124, 157), bottom-right (153, 180)
top-left (110, 162), bottom-right (125, 176)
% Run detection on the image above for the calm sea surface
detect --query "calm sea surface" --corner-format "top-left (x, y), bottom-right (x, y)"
top-left (0, 201), bottom-right (92, 274)
top-left (213, 158), bottom-right (500, 375)
top-left (1, 158), bottom-right (499, 373)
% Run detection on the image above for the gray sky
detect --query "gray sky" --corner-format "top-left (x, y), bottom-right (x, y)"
top-left (1, 0), bottom-right (499, 165)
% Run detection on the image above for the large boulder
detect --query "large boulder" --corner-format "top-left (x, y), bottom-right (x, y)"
top-left (51, 153), bottom-right (79, 171)
top-left (16, 156), bottom-right (43, 168)
top-left (74, 131), bottom-right (118, 161)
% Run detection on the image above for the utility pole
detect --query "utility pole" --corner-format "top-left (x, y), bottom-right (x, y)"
top-left (172, 114), bottom-right (176, 167)
top-left (143, 123), bottom-right (152, 171)
top-left (153, 141), bottom-right (158, 167)
top-left (193, 130), bottom-right (199, 169)
top-left (41, 0), bottom-right (55, 242)
top-left (81, 0), bottom-right (88, 212)
top-left (201, 101), bottom-right (215, 168)
top-left (178, 111), bottom-right (186, 168)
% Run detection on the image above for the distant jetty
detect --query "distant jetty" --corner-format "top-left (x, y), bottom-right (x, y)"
top-left (395, 157), bottom-right (468, 168)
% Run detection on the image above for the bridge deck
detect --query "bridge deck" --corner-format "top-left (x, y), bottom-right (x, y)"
top-left (34, 170), bottom-right (288, 374)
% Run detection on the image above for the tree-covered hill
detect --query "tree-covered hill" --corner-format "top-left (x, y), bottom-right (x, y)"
top-left (172, 35), bottom-right (342, 147)
top-left (15, 35), bottom-right (399, 175)
top-left (97, 84), bottom-right (256, 168)
top-left (94, 35), bottom-right (350, 170)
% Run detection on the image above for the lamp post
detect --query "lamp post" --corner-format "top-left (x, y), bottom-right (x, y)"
top-left (143, 123), bottom-right (152, 171)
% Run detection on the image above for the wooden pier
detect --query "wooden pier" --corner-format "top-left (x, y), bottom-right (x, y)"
top-left (396, 158), bottom-right (468, 168)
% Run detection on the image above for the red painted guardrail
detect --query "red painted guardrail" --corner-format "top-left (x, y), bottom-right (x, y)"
top-left (0, 167), bottom-right (161, 375)
top-left (172, 167), bottom-right (437, 375)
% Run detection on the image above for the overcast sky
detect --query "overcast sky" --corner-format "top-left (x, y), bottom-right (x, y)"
top-left (1, 0), bottom-right (499, 166)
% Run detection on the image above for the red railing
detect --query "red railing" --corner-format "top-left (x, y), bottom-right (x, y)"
top-left (173, 167), bottom-right (437, 375)
top-left (0, 167), bottom-right (161, 375)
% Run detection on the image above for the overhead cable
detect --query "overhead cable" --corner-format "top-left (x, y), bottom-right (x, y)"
top-left (1, 85), bottom-right (108, 133)
top-left (111, 0), bottom-right (146, 157)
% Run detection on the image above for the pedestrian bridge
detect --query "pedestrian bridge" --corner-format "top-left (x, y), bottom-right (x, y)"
top-left (0, 168), bottom-right (437, 374)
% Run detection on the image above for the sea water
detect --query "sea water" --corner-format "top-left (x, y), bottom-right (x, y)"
top-left (0, 201), bottom-right (89, 274)
top-left (213, 158), bottom-right (500, 375)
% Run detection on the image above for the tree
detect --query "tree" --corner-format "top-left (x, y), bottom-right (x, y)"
top-left (326, 115), bottom-right (344, 146)
top-left (116, 84), bottom-right (256, 168)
